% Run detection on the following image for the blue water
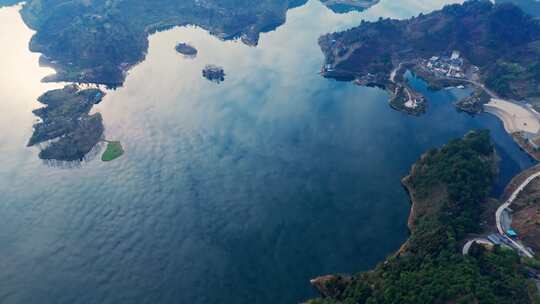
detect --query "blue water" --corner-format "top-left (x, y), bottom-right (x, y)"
top-left (0, 1), bottom-right (534, 303)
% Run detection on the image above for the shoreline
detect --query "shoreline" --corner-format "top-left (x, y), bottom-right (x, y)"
top-left (483, 99), bottom-right (540, 134)
top-left (396, 166), bottom-right (417, 254)
top-left (308, 131), bottom-right (532, 303)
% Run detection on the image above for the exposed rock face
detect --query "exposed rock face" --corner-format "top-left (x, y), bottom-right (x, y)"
top-left (28, 84), bottom-right (105, 161)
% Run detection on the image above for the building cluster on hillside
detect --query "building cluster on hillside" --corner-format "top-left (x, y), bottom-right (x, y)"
top-left (419, 50), bottom-right (466, 79)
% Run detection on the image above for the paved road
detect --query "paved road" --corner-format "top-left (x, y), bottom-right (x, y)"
top-left (463, 170), bottom-right (538, 257)
top-left (440, 76), bottom-right (499, 99)
top-left (495, 171), bottom-right (540, 258)
top-left (463, 79), bottom-right (498, 99)
top-left (484, 99), bottom-right (540, 134)
top-left (462, 238), bottom-right (492, 255)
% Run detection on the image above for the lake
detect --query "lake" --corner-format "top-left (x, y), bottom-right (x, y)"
top-left (0, 1), bottom-right (535, 303)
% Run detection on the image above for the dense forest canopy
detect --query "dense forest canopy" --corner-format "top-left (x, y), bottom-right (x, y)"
top-left (498, 0), bottom-right (540, 17)
top-left (0, 0), bottom-right (380, 86)
top-left (309, 131), bottom-right (540, 304)
top-left (1, 0), bottom-right (310, 85)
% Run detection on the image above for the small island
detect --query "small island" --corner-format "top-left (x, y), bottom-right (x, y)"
top-left (320, 0), bottom-right (379, 13)
top-left (28, 84), bottom-right (105, 162)
top-left (101, 141), bottom-right (124, 162)
top-left (175, 43), bottom-right (197, 58)
top-left (202, 65), bottom-right (225, 83)
top-left (455, 87), bottom-right (492, 114)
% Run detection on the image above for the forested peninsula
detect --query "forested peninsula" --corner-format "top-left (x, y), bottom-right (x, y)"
top-left (319, 0), bottom-right (540, 113)
top-left (308, 131), bottom-right (540, 304)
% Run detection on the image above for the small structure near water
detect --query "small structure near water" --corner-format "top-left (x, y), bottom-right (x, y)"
top-left (202, 65), bottom-right (225, 83)
top-left (507, 228), bottom-right (518, 238)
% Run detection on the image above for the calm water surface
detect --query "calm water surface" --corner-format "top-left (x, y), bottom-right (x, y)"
top-left (0, 1), bottom-right (535, 303)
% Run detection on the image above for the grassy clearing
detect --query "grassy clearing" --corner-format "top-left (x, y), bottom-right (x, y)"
top-left (101, 141), bottom-right (124, 162)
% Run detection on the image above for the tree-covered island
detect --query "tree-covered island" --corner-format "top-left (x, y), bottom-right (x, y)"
top-left (308, 130), bottom-right (540, 304)
top-left (28, 84), bottom-right (105, 162)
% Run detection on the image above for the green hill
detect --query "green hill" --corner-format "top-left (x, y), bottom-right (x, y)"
top-left (308, 131), bottom-right (540, 304)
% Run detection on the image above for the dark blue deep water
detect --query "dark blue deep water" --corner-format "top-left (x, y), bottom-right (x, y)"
top-left (0, 1), bottom-right (535, 303)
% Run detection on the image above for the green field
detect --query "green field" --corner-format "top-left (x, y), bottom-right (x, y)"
top-left (101, 141), bottom-right (124, 162)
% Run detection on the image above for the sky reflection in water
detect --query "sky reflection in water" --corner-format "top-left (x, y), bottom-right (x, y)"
top-left (0, 1), bottom-right (535, 303)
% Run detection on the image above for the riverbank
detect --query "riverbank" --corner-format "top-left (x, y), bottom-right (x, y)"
top-left (482, 98), bottom-right (540, 161)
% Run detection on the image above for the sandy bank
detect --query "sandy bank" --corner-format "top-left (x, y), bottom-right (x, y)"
top-left (484, 99), bottom-right (540, 134)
